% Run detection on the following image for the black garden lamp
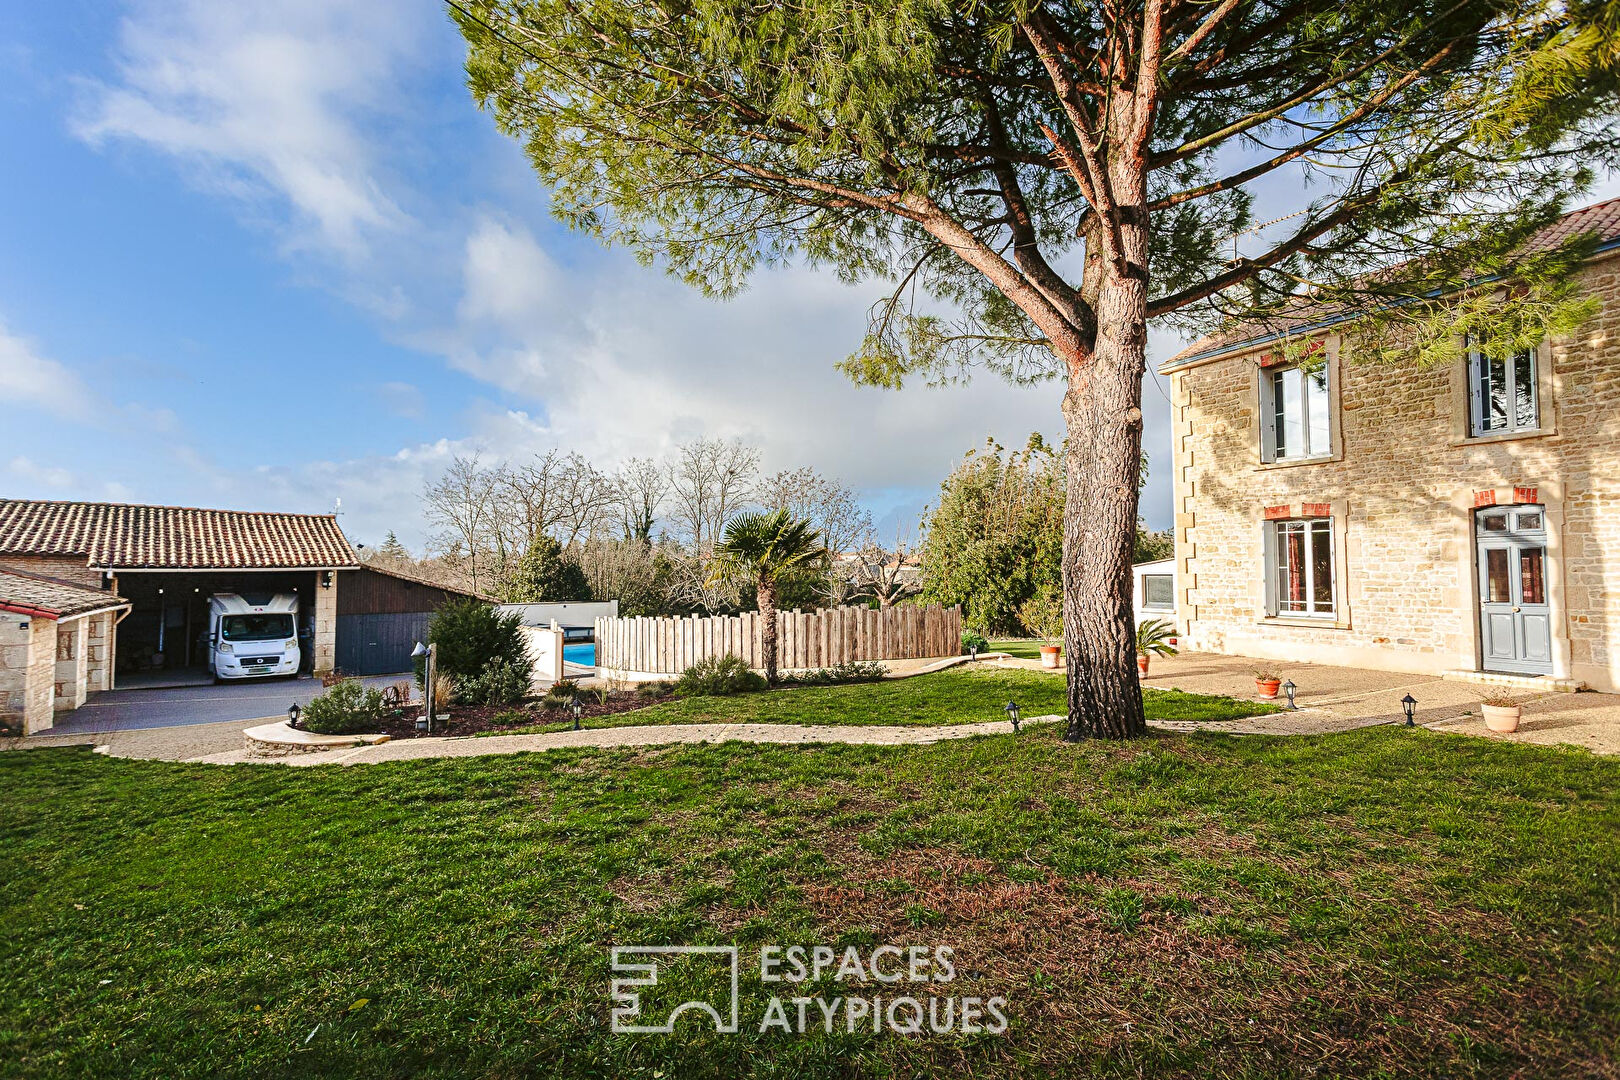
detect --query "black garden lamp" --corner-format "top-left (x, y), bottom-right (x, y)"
top-left (1281, 679), bottom-right (1298, 710)
top-left (1401, 694), bottom-right (1418, 727)
top-left (287, 703), bottom-right (302, 730)
top-left (1004, 700), bottom-right (1021, 733)
top-left (572, 696), bottom-right (583, 732)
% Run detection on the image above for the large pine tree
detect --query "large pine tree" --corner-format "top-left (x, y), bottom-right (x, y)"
top-left (452, 0), bottom-right (1618, 737)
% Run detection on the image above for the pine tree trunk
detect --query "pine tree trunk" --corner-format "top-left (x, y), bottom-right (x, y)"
top-left (759, 580), bottom-right (779, 684)
top-left (1062, 272), bottom-right (1150, 740)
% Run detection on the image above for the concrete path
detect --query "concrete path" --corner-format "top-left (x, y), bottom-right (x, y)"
top-left (13, 708), bottom-right (1388, 767)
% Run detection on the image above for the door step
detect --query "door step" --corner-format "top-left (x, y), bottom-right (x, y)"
top-left (1441, 669), bottom-right (1585, 694)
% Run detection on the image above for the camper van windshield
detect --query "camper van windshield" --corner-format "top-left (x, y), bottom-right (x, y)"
top-left (220, 614), bottom-right (295, 642)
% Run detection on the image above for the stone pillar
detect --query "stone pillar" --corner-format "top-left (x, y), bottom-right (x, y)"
top-left (85, 612), bottom-right (114, 693)
top-left (55, 617), bottom-right (89, 711)
top-left (0, 613), bottom-right (30, 734)
top-left (23, 617), bottom-right (57, 735)
top-left (313, 574), bottom-right (338, 675)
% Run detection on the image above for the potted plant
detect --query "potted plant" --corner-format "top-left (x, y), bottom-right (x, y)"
top-left (1253, 669), bottom-right (1283, 699)
top-left (1135, 619), bottom-right (1178, 675)
top-left (1018, 586), bottom-right (1064, 670)
top-left (1481, 696), bottom-right (1522, 733)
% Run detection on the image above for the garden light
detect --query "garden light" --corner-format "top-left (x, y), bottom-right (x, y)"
top-left (1281, 679), bottom-right (1297, 710)
top-left (287, 703), bottom-right (302, 730)
top-left (1004, 700), bottom-right (1021, 733)
top-left (1402, 694), bottom-right (1418, 726)
top-left (572, 697), bottom-right (583, 731)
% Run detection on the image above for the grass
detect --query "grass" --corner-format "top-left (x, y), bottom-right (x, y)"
top-left (987, 639), bottom-right (1046, 660)
top-left (2, 685), bottom-right (1618, 1078)
top-left (494, 667), bottom-right (1274, 735)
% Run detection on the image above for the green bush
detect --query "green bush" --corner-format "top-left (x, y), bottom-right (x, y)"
top-left (674, 654), bottom-right (767, 697)
top-left (960, 630), bottom-right (990, 655)
top-left (636, 680), bottom-right (674, 699)
top-left (420, 599), bottom-right (527, 683)
top-left (301, 679), bottom-right (388, 735)
top-left (550, 679), bottom-right (579, 699)
top-left (778, 661), bottom-right (888, 687)
top-left (455, 656), bottom-right (531, 707)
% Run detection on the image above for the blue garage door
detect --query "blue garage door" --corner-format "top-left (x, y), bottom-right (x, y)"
top-left (335, 613), bottom-right (432, 676)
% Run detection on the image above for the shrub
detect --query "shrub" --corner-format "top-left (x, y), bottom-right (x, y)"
top-left (960, 630), bottom-right (990, 655)
top-left (540, 691), bottom-right (573, 712)
top-left (550, 678), bottom-right (579, 699)
top-left (420, 599), bottom-right (527, 683)
top-left (675, 653), bottom-right (767, 697)
top-left (456, 656), bottom-right (531, 707)
top-left (778, 661), bottom-right (888, 687)
top-left (636, 680), bottom-right (674, 699)
top-left (301, 679), bottom-right (388, 735)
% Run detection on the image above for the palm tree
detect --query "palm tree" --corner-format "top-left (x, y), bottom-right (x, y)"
top-left (707, 509), bottom-right (828, 684)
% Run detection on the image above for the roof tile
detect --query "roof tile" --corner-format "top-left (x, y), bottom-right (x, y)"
top-left (0, 568), bottom-right (129, 619)
top-left (0, 501), bottom-right (358, 570)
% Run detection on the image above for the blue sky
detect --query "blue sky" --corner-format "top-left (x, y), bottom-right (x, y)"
top-left (0, 1), bottom-right (1389, 550)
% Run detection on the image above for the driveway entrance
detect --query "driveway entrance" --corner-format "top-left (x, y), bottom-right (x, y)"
top-left (43, 674), bottom-right (408, 735)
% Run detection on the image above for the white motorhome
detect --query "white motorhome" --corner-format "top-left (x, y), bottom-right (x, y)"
top-left (208, 593), bottom-right (301, 680)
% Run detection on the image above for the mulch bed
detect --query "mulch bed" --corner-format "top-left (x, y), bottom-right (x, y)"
top-left (369, 689), bottom-right (677, 740)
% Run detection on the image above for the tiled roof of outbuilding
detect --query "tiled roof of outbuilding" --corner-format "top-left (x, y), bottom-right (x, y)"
top-left (0, 500), bottom-right (359, 570)
top-left (0, 568), bottom-right (128, 619)
top-left (1160, 197), bottom-right (1620, 372)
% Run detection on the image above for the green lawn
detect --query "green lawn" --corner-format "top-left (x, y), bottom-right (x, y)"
top-left (3, 689), bottom-right (1618, 1079)
top-left (501, 667), bottom-right (1273, 735)
top-left (987, 639), bottom-right (1046, 660)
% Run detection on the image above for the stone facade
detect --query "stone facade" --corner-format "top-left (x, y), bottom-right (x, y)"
top-left (0, 614), bottom-right (62, 735)
top-left (313, 575), bottom-right (337, 675)
top-left (54, 616), bottom-right (89, 711)
top-left (0, 554), bottom-right (105, 590)
top-left (1169, 250), bottom-right (1620, 691)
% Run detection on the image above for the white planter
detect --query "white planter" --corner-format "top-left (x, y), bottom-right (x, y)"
top-left (1481, 703), bottom-right (1521, 733)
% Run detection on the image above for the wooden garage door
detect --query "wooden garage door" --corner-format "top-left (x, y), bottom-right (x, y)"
top-left (335, 612), bottom-right (432, 676)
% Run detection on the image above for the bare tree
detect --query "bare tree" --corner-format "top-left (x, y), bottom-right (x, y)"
top-left (423, 455), bottom-right (500, 594)
top-left (553, 451), bottom-right (619, 545)
top-left (666, 438), bottom-right (758, 554)
top-left (502, 450), bottom-right (569, 549)
top-left (853, 528), bottom-right (922, 609)
top-left (759, 466), bottom-right (873, 558)
top-left (616, 456), bottom-right (666, 543)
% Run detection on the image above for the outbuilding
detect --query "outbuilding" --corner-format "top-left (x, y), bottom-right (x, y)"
top-left (0, 499), bottom-right (488, 730)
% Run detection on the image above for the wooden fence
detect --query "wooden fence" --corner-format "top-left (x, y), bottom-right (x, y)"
top-left (594, 604), bottom-right (962, 675)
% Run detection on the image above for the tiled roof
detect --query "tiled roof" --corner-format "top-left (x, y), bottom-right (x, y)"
top-left (0, 568), bottom-right (129, 619)
top-left (1161, 197), bottom-right (1620, 371)
top-left (0, 500), bottom-right (359, 570)
top-left (352, 561), bottom-right (496, 602)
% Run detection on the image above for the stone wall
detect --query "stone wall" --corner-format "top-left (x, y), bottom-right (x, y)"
top-left (54, 616), bottom-right (88, 711)
top-left (86, 611), bottom-right (114, 693)
top-left (1171, 251), bottom-right (1620, 690)
top-left (0, 554), bottom-right (102, 589)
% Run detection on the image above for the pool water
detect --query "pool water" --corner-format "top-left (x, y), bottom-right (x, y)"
top-left (563, 643), bottom-right (596, 667)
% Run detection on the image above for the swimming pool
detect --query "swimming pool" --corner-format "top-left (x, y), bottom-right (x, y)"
top-left (563, 643), bottom-right (596, 667)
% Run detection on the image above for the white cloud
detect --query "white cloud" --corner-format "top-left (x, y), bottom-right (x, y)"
top-left (73, 0), bottom-right (424, 258)
top-left (377, 381), bottom-right (426, 419)
top-left (8, 456), bottom-right (77, 489)
top-left (0, 322), bottom-right (93, 421)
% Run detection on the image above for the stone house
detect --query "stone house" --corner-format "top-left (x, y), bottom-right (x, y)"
top-left (1161, 197), bottom-right (1620, 692)
top-left (0, 569), bottom-right (129, 735)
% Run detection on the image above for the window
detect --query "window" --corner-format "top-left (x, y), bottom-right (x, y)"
top-left (1266, 517), bottom-right (1335, 618)
top-left (1141, 574), bottom-right (1174, 610)
top-left (1468, 344), bottom-right (1539, 436)
top-left (220, 613), bottom-right (295, 642)
top-left (1262, 364), bottom-right (1331, 461)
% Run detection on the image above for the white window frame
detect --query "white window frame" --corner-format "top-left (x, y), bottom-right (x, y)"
top-left (1467, 343), bottom-right (1540, 437)
top-left (1140, 573), bottom-right (1174, 611)
top-left (1264, 517), bottom-right (1336, 619)
top-left (1260, 363), bottom-right (1332, 463)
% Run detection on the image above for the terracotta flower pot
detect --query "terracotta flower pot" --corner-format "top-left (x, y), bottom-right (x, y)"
top-left (1482, 703), bottom-right (1522, 733)
top-left (1255, 678), bottom-right (1282, 699)
top-left (1137, 654), bottom-right (1150, 675)
top-left (1040, 645), bottom-right (1061, 669)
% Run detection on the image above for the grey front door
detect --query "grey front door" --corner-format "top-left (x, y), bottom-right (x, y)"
top-left (1476, 506), bottom-right (1553, 675)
